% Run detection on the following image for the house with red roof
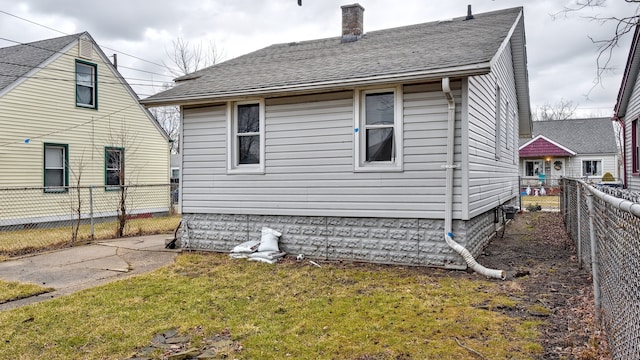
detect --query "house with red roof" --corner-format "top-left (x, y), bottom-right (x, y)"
top-left (519, 118), bottom-right (619, 190)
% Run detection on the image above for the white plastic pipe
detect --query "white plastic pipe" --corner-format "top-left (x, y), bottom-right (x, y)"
top-left (442, 77), bottom-right (506, 280)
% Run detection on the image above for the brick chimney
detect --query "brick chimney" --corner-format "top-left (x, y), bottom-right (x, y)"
top-left (341, 3), bottom-right (364, 43)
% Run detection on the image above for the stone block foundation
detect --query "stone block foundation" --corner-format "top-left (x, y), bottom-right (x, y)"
top-left (181, 208), bottom-right (505, 269)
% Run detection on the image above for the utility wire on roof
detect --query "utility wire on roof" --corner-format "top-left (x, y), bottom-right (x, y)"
top-left (0, 36), bottom-right (173, 80)
top-left (0, 59), bottom-right (172, 81)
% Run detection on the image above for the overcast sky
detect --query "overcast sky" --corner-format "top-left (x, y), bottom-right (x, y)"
top-left (0, 0), bottom-right (638, 117)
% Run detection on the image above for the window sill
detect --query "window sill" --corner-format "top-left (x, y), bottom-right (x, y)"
top-left (354, 164), bottom-right (403, 173)
top-left (227, 166), bottom-right (265, 175)
top-left (44, 188), bottom-right (68, 194)
top-left (76, 104), bottom-right (97, 110)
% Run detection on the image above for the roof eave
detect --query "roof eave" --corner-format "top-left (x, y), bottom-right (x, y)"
top-left (141, 63), bottom-right (491, 107)
top-left (518, 134), bottom-right (577, 155)
top-left (614, 24), bottom-right (640, 119)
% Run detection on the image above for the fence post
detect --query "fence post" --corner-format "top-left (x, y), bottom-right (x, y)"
top-left (559, 178), bottom-right (564, 216)
top-left (89, 186), bottom-right (94, 241)
top-left (565, 179), bottom-right (573, 235)
top-left (576, 184), bottom-right (582, 269)
top-left (586, 191), bottom-right (601, 324)
top-left (564, 179), bottom-right (571, 234)
top-left (518, 176), bottom-right (522, 211)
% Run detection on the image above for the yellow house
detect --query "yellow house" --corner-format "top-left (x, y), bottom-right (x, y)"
top-left (0, 32), bottom-right (170, 226)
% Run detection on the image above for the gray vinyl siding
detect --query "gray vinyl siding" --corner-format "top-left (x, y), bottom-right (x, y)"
top-left (625, 73), bottom-right (640, 190)
top-left (466, 42), bottom-right (520, 219)
top-left (564, 154), bottom-right (618, 181)
top-left (181, 83), bottom-right (463, 219)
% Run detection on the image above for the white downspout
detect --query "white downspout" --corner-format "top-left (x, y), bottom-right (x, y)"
top-left (441, 77), bottom-right (505, 280)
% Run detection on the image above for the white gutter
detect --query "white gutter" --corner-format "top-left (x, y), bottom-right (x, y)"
top-left (441, 77), bottom-right (505, 280)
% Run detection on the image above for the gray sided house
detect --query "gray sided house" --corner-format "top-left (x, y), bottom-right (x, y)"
top-left (142, 5), bottom-right (532, 270)
top-left (614, 23), bottom-right (640, 190)
top-left (519, 118), bottom-right (619, 189)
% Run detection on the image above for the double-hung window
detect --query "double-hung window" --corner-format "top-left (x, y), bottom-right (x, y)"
top-left (105, 147), bottom-right (124, 187)
top-left (355, 87), bottom-right (403, 171)
top-left (76, 60), bottom-right (97, 108)
top-left (44, 143), bottom-right (68, 192)
top-left (228, 100), bottom-right (265, 173)
top-left (582, 160), bottom-right (602, 177)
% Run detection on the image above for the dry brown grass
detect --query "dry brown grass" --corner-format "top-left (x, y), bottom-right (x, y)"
top-left (0, 215), bottom-right (181, 257)
top-left (521, 195), bottom-right (560, 210)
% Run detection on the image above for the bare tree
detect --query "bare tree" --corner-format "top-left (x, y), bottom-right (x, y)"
top-left (552, 1), bottom-right (640, 90)
top-left (152, 38), bottom-right (226, 153)
top-left (68, 153), bottom-right (86, 245)
top-left (533, 98), bottom-right (578, 121)
top-left (148, 90), bottom-right (181, 153)
top-left (163, 37), bottom-right (225, 77)
top-left (104, 117), bottom-right (142, 238)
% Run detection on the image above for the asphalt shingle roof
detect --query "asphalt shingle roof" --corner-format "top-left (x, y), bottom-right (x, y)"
top-left (520, 118), bottom-right (618, 155)
top-left (0, 33), bottom-right (83, 92)
top-left (144, 7), bottom-right (522, 103)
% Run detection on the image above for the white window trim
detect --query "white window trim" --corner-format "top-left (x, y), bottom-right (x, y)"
top-left (524, 159), bottom-right (544, 177)
top-left (581, 158), bottom-right (603, 177)
top-left (354, 86), bottom-right (403, 172)
top-left (227, 99), bottom-right (265, 174)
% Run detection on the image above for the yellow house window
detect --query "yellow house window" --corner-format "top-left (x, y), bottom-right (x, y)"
top-left (76, 60), bottom-right (97, 108)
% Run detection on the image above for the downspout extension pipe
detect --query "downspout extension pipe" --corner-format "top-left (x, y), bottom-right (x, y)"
top-left (442, 77), bottom-right (506, 280)
top-left (446, 233), bottom-right (506, 280)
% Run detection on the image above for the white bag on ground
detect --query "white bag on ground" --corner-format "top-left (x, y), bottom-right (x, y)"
top-left (258, 227), bottom-right (282, 252)
top-left (231, 240), bottom-right (260, 253)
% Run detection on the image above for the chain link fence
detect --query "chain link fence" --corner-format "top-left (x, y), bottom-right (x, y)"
top-left (561, 178), bottom-right (640, 360)
top-left (0, 184), bottom-right (180, 256)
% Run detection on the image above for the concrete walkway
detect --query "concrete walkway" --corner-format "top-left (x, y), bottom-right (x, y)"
top-left (0, 234), bottom-right (180, 311)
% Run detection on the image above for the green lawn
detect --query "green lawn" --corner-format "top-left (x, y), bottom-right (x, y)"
top-left (0, 253), bottom-right (543, 360)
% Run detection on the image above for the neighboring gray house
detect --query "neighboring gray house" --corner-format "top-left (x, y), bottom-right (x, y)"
top-left (519, 118), bottom-right (619, 189)
top-left (142, 5), bottom-right (532, 271)
top-left (614, 23), bottom-right (640, 190)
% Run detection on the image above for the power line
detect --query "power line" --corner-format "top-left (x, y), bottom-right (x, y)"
top-left (0, 10), bottom-right (67, 36)
top-left (0, 10), bottom-right (169, 72)
top-left (0, 72), bottom-right (168, 88)
top-left (0, 103), bottom-right (138, 149)
top-left (0, 36), bottom-right (173, 80)
top-left (0, 61), bottom-right (171, 82)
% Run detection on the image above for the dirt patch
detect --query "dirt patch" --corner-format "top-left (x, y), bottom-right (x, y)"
top-left (479, 211), bottom-right (610, 359)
